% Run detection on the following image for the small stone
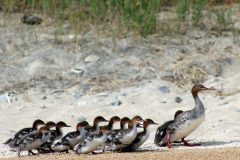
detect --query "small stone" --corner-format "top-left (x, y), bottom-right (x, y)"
top-left (22, 14), bottom-right (43, 25)
top-left (110, 97), bottom-right (122, 106)
top-left (175, 97), bottom-right (182, 103)
top-left (74, 92), bottom-right (83, 99)
top-left (40, 105), bottom-right (46, 109)
top-left (159, 86), bottom-right (170, 94)
top-left (84, 55), bottom-right (100, 63)
top-left (42, 96), bottom-right (47, 100)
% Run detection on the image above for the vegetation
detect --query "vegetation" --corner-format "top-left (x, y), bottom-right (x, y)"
top-left (0, 0), bottom-right (239, 37)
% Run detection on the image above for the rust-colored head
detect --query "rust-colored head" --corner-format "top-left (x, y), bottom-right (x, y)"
top-left (120, 117), bottom-right (130, 129)
top-left (143, 119), bottom-right (158, 128)
top-left (174, 110), bottom-right (183, 119)
top-left (109, 116), bottom-right (121, 123)
top-left (93, 116), bottom-right (108, 125)
top-left (45, 121), bottom-right (56, 129)
top-left (39, 126), bottom-right (49, 134)
top-left (76, 121), bottom-right (89, 131)
top-left (132, 115), bottom-right (143, 122)
top-left (32, 119), bottom-right (45, 129)
top-left (56, 121), bottom-right (71, 128)
top-left (191, 84), bottom-right (215, 97)
top-left (100, 126), bottom-right (110, 134)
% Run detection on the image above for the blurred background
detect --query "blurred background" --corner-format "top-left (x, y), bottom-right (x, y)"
top-left (0, 1), bottom-right (240, 157)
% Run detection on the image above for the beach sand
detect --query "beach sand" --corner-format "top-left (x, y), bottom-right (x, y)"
top-left (4, 147), bottom-right (240, 160)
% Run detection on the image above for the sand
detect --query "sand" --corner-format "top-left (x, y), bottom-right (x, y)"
top-left (3, 147), bottom-right (240, 160)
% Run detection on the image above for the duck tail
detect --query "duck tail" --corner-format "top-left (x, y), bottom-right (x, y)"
top-left (3, 138), bottom-right (12, 144)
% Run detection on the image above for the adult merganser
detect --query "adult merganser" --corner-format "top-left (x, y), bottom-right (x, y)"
top-left (122, 119), bottom-right (158, 152)
top-left (3, 119), bottom-right (45, 148)
top-left (52, 121), bottom-right (89, 153)
top-left (85, 116), bottom-right (108, 135)
top-left (16, 126), bottom-right (50, 157)
top-left (38, 121), bottom-right (70, 152)
top-left (75, 126), bottom-right (110, 154)
top-left (154, 110), bottom-right (183, 146)
top-left (110, 115), bottom-right (143, 151)
top-left (165, 84), bottom-right (214, 148)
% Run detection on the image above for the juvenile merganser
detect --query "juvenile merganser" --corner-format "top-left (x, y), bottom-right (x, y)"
top-left (85, 116), bottom-right (108, 135)
top-left (110, 115), bottom-right (143, 151)
top-left (122, 119), bottom-right (158, 152)
top-left (52, 121), bottom-right (89, 153)
top-left (154, 110), bottom-right (183, 146)
top-left (16, 126), bottom-right (50, 157)
top-left (3, 119), bottom-right (45, 148)
top-left (38, 121), bottom-right (70, 152)
top-left (76, 126), bottom-right (110, 154)
top-left (100, 116), bottom-right (121, 151)
top-left (165, 84), bottom-right (214, 148)
top-left (44, 121), bottom-right (56, 130)
top-left (100, 116), bottom-right (121, 130)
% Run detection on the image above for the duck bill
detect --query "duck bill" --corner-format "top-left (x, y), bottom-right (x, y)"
top-left (66, 125), bottom-right (71, 127)
top-left (203, 87), bottom-right (216, 91)
top-left (153, 122), bottom-right (158, 125)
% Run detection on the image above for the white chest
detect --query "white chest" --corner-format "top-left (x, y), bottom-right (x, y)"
top-left (171, 115), bottom-right (205, 142)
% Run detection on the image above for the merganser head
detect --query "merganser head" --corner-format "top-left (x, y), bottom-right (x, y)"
top-left (39, 126), bottom-right (49, 135)
top-left (143, 119), bottom-right (158, 128)
top-left (32, 119), bottom-right (45, 129)
top-left (191, 84), bottom-right (215, 97)
top-left (109, 116), bottom-right (121, 123)
top-left (76, 121), bottom-right (89, 131)
top-left (93, 116), bottom-right (108, 126)
top-left (132, 115), bottom-right (143, 122)
top-left (45, 121), bottom-right (56, 129)
top-left (174, 110), bottom-right (183, 119)
top-left (100, 126), bottom-right (110, 134)
top-left (120, 117), bottom-right (130, 129)
top-left (56, 121), bottom-right (71, 128)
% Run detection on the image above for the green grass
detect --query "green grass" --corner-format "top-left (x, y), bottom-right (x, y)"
top-left (0, 0), bottom-right (239, 37)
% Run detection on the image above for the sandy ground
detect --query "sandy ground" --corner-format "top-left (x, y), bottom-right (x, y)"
top-left (3, 147), bottom-right (240, 160)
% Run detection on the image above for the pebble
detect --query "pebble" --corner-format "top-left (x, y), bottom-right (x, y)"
top-left (159, 86), bottom-right (170, 94)
top-left (84, 55), bottom-right (100, 63)
top-left (110, 97), bottom-right (122, 106)
top-left (175, 97), bottom-right (182, 103)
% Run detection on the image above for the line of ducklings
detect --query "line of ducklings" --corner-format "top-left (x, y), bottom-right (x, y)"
top-left (3, 116), bottom-right (157, 157)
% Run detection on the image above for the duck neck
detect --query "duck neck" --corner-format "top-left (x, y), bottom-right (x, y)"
top-left (108, 121), bottom-right (114, 130)
top-left (56, 127), bottom-right (63, 136)
top-left (192, 92), bottom-right (205, 114)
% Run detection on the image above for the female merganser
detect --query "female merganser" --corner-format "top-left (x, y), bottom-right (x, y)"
top-left (52, 121), bottom-right (89, 153)
top-left (165, 84), bottom-right (214, 148)
top-left (122, 119), bottom-right (158, 152)
top-left (76, 126), bottom-right (110, 154)
top-left (3, 119), bottom-right (45, 148)
top-left (16, 126), bottom-right (50, 157)
top-left (38, 121), bottom-right (70, 152)
top-left (154, 110), bottom-right (183, 146)
top-left (110, 115), bottom-right (143, 151)
top-left (85, 116), bottom-right (108, 135)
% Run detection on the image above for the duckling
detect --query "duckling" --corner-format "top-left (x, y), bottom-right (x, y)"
top-left (122, 119), bottom-right (158, 152)
top-left (16, 126), bottom-right (50, 157)
top-left (76, 126), bottom-right (110, 154)
top-left (52, 121), bottom-right (89, 153)
top-left (3, 119), bottom-right (45, 149)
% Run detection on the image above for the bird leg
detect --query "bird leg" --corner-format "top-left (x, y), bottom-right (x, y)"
top-left (181, 138), bottom-right (201, 147)
top-left (166, 130), bottom-right (172, 148)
